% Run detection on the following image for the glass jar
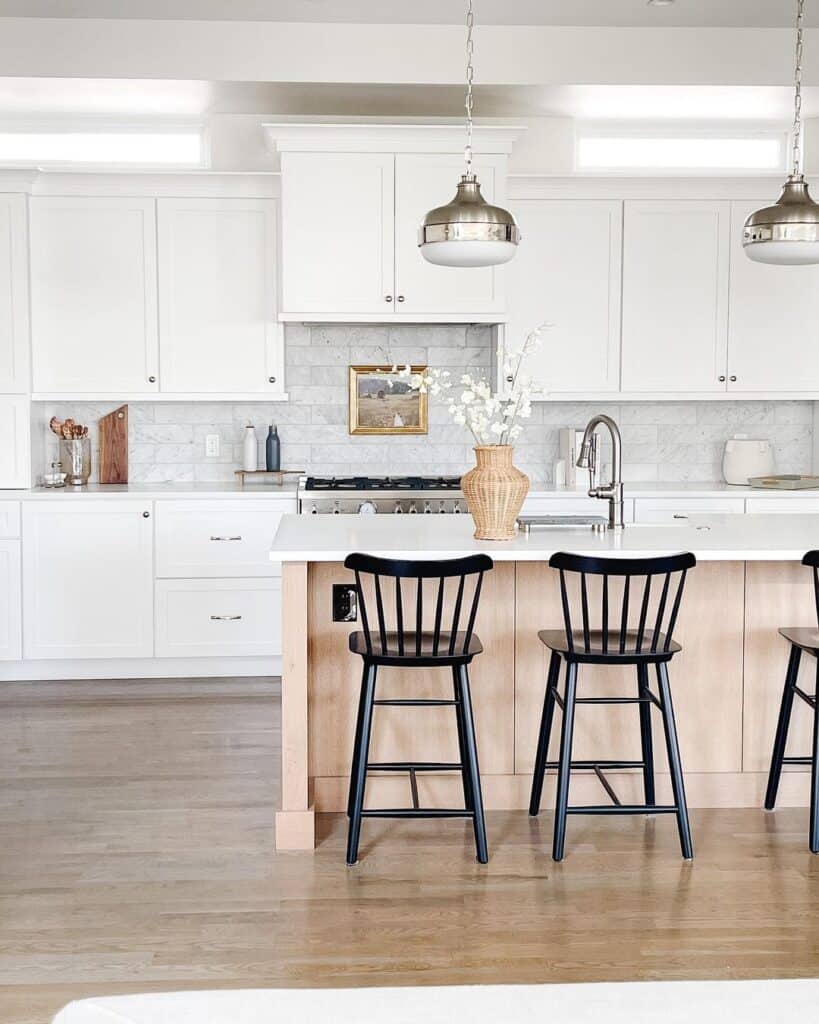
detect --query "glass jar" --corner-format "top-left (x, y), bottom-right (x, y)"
top-left (60, 438), bottom-right (91, 486)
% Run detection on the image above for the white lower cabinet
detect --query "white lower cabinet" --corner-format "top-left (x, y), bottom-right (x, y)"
top-left (23, 501), bottom-right (154, 659)
top-left (745, 498), bottom-right (819, 514)
top-left (156, 578), bottom-right (281, 658)
top-left (633, 497), bottom-right (745, 522)
top-left (0, 539), bottom-right (21, 661)
top-left (521, 496), bottom-right (636, 522)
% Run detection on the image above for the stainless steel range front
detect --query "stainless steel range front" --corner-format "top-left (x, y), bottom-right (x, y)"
top-left (297, 475), bottom-right (466, 515)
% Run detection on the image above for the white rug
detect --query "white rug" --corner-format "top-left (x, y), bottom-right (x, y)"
top-left (52, 979), bottom-right (819, 1023)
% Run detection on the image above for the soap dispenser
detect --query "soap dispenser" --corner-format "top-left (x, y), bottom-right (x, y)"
top-left (265, 424), bottom-right (281, 472)
top-left (242, 424), bottom-right (258, 472)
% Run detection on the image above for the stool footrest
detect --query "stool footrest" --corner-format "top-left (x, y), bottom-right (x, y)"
top-left (544, 759), bottom-right (645, 770)
top-left (567, 804), bottom-right (678, 816)
top-left (782, 756), bottom-right (814, 765)
top-left (366, 761), bottom-right (463, 772)
top-left (792, 685), bottom-right (817, 709)
top-left (360, 809), bottom-right (475, 819)
top-left (373, 699), bottom-right (459, 707)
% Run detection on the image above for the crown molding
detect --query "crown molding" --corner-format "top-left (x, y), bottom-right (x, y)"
top-left (263, 122), bottom-right (526, 155)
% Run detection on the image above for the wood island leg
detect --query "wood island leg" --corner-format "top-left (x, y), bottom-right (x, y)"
top-left (275, 561), bottom-right (315, 851)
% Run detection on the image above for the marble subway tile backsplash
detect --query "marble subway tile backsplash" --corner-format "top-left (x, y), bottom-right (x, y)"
top-left (34, 324), bottom-right (814, 484)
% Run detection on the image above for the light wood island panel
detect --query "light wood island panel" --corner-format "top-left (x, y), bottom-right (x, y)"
top-left (277, 558), bottom-right (818, 850)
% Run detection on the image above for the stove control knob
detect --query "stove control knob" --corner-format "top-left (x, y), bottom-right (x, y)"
top-left (332, 501), bottom-right (341, 515)
top-left (438, 501), bottom-right (447, 514)
top-left (310, 503), bottom-right (318, 515)
top-left (408, 501), bottom-right (418, 514)
top-left (423, 502), bottom-right (432, 514)
top-left (358, 500), bottom-right (377, 515)
top-left (453, 502), bottom-right (463, 514)
top-left (394, 502), bottom-right (404, 514)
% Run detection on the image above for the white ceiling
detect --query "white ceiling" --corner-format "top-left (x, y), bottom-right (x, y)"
top-left (0, 0), bottom-right (817, 29)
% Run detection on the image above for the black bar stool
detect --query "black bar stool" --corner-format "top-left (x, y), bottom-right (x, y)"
top-left (343, 551), bottom-right (494, 866)
top-left (765, 550), bottom-right (819, 853)
top-left (529, 551), bottom-right (696, 862)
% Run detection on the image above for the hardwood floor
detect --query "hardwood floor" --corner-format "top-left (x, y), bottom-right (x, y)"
top-left (2, 679), bottom-right (819, 1024)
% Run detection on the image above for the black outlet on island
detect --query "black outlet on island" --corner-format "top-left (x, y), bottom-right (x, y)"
top-left (332, 584), bottom-right (358, 622)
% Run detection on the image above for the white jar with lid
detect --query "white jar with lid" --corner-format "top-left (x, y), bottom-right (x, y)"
top-left (722, 434), bottom-right (775, 485)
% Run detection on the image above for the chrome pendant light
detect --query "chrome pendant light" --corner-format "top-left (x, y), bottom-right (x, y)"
top-left (418, 0), bottom-right (520, 268)
top-left (744, 0), bottom-right (819, 265)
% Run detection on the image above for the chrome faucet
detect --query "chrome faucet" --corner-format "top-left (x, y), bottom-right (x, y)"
top-left (576, 414), bottom-right (625, 531)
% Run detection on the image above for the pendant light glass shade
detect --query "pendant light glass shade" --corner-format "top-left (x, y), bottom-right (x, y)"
top-left (418, 1), bottom-right (520, 269)
top-left (419, 175), bottom-right (520, 267)
top-left (744, 0), bottom-right (819, 265)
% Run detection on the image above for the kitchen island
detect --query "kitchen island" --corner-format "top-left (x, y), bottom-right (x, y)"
top-left (271, 513), bottom-right (819, 850)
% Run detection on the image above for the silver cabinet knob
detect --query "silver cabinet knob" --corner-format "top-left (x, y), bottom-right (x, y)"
top-left (729, 375), bottom-right (737, 382)
top-left (385, 295), bottom-right (393, 303)
top-left (397, 295), bottom-right (405, 303)
top-left (506, 375), bottom-right (514, 384)
top-left (268, 376), bottom-right (276, 384)
top-left (718, 375), bottom-right (726, 382)
top-left (142, 511), bottom-right (150, 518)
top-left (148, 375), bottom-right (157, 383)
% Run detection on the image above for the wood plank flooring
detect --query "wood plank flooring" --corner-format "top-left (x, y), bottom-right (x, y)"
top-left (1, 679), bottom-right (819, 1024)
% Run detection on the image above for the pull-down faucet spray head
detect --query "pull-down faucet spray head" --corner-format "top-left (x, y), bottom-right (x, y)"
top-left (576, 440), bottom-right (592, 469)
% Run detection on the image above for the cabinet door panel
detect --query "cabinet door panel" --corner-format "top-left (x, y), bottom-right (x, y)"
top-left (0, 540), bottom-right (21, 661)
top-left (281, 152), bottom-right (394, 315)
top-left (0, 397), bottom-right (29, 489)
top-left (621, 201), bottom-right (730, 392)
top-left (30, 197), bottom-right (159, 393)
top-left (394, 154), bottom-right (504, 316)
top-left (728, 200), bottom-right (819, 392)
top-left (505, 200), bottom-right (622, 393)
top-left (23, 501), bottom-right (154, 659)
top-left (0, 195), bottom-right (29, 393)
top-left (158, 199), bottom-right (280, 393)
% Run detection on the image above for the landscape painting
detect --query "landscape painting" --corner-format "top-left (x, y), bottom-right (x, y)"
top-left (348, 365), bottom-right (429, 435)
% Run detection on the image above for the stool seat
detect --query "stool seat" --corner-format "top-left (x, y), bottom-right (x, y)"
top-left (349, 630), bottom-right (483, 666)
top-left (778, 626), bottom-right (819, 653)
top-left (538, 628), bottom-right (680, 664)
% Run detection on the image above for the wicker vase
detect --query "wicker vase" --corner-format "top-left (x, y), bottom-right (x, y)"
top-left (461, 445), bottom-right (530, 541)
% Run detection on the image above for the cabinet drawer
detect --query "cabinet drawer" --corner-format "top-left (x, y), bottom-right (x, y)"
top-left (0, 502), bottom-right (20, 537)
top-left (746, 497), bottom-right (819, 514)
top-left (633, 498), bottom-right (745, 523)
top-left (155, 499), bottom-right (295, 578)
top-left (155, 578), bottom-right (281, 658)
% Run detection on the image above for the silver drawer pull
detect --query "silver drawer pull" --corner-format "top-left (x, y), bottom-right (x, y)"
top-left (210, 535), bottom-right (242, 541)
top-left (672, 514), bottom-right (689, 519)
top-left (210, 614), bottom-right (242, 621)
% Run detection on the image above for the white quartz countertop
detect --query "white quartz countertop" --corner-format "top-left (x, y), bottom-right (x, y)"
top-left (270, 512), bottom-right (819, 563)
top-left (525, 481), bottom-right (819, 499)
top-left (0, 482), bottom-right (298, 501)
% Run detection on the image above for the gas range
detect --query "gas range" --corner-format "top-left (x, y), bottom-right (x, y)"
top-left (297, 475), bottom-right (466, 515)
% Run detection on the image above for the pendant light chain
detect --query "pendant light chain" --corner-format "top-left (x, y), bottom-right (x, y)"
top-left (464, 0), bottom-right (474, 179)
top-left (793, 0), bottom-right (806, 177)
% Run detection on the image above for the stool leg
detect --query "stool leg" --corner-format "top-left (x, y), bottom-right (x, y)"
top-left (452, 666), bottom-right (473, 812)
top-left (552, 661), bottom-right (578, 863)
top-left (529, 651), bottom-right (561, 816)
top-left (347, 674), bottom-right (369, 818)
top-left (656, 662), bottom-right (693, 860)
top-left (811, 661), bottom-right (819, 854)
top-left (765, 644), bottom-right (801, 811)
top-left (346, 663), bottom-right (377, 866)
top-left (637, 663), bottom-right (656, 807)
top-left (456, 664), bottom-right (488, 864)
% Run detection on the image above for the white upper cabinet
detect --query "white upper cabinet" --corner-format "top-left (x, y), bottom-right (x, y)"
top-left (280, 152), bottom-right (395, 317)
top-left (0, 195), bottom-right (29, 394)
top-left (394, 154), bottom-right (505, 317)
top-left (621, 200), bottom-right (730, 393)
top-left (158, 198), bottom-right (281, 394)
top-left (30, 197), bottom-right (159, 394)
top-left (504, 199), bottom-right (622, 394)
top-left (727, 200), bottom-right (819, 393)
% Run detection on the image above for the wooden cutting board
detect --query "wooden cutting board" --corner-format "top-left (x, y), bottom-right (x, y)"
top-left (98, 405), bottom-right (128, 484)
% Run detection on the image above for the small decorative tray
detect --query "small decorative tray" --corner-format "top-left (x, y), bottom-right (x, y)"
top-left (748, 474), bottom-right (819, 490)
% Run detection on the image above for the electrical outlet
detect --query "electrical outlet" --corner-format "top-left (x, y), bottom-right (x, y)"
top-left (332, 584), bottom-right (358, 622)
top-left (205, 434), bottom-right (220, 458)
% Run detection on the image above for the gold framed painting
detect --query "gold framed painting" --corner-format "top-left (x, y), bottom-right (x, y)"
top-left (349, 365), bottom-right (429, 435)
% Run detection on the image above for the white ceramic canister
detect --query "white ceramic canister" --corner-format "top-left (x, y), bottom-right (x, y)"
top-left (242, 424), bottom-right (258, 472)
top-left (722, 435), bottom-right (775, 485)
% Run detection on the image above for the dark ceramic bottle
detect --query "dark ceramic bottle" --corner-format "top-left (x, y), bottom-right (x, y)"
top-left (265, 425), bottom-right (281, 472)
